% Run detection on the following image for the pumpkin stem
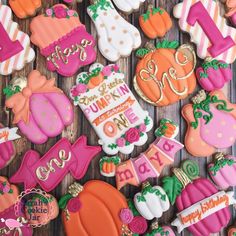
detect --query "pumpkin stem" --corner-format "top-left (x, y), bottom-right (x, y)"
top-left (68, 182), bottom-right (84, 197)
top-left (147, 4), bottom-right (154, 11)
top-left (145, 42), bottom-right (156, 51)
top-left (173, 168), bottom-right (191, 188)
top-left (151, 220), bottom-right (159, 230)
top-left (214, 152), bottom-right (225, 161)
top-left (141, 181), bottom-right (151, 190)
top-left (204, 57), bottom-right (213, 63)
top-left (191, 90), bottom-right (207, 104)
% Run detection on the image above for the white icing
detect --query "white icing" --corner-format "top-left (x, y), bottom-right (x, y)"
top-left (87, 0), bottom-right (141, 62)
top-left (113, 0), bottom-right (146, 13)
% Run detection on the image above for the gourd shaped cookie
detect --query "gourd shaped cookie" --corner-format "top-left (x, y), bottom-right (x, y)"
top-left (182, 90), bottom-right (236, 157)
top-left (9, 0), bottom-right (42, 19)
top-left (0, 1), bottom-right (35, 75)
top-left (134, 41), bottom-right (196, 106)
top-left (173, 0), bottom-right (236, 63)
top-left (87, 0), bottom-right (141, 62)
top-left (113, 0), bottom-right (145, 14)
top-left (163, 160), bottom-right (233, 236)
top-left (5, 70), bottom-right (74, 144)
top-left (70, 63), bottom-right (153, 155)
top-left (30, 4), bottom-right (96, 77)
top-left (59, 181), bottom-right (130, 236)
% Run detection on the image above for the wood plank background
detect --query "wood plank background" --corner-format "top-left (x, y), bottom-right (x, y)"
top-left (0, 0), bottom-right (235, 235)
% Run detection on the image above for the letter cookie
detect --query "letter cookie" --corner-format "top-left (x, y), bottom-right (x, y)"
top-left (70, 63), bottom-right (153, 155)
top-left (182, 90), bottom-right (236, 157)
top-left (0, 1), bottom-right (35, 75)
top-left (113, 0), bottom-right (145, 14)
top-left (4, 70), bottom-right (74, 144)
top-left (30, 4), bottom-right (96, 77)
top-left (134, 41), bottom-right (196, 106)
top-left (9, 0), bottom-right (41, 19)
top-left (173, 0), bottom-right (236, 63)
top-left (87, 0), bottom-right (141, 61)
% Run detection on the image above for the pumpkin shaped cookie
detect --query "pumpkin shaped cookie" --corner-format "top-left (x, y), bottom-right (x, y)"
top-left (134, 40), bottom-right (196, 106)
top-left (59, 180), bottom-right (130, 236)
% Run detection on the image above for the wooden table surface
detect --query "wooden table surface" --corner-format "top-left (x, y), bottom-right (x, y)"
top-left (0, 0), bottom-right (235, 235)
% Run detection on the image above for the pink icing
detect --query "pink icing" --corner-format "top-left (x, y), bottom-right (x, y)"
top-left (0, 141), bottom-right (15, 169)
top-left (119, 208), bottom-right (133, 224)
top-left (200, 106), bottom-right (236, 148)
top-left (125, 128), bottom-right (140, 143)
top-left (128, 216), bottom-right (148, 234)
top-left (10, 136), bottom-right (101, 192)
top-left (18, 92), bottom-right (73, 144)
top-left (187, 1), bottom-right (235, 58)
top-left (41, 26), bottom-right (96, 77)
top-left (230, 12), bottom-right (236, 26)
top-left (0, 22), bottom-right (23, 63)
top-left (67, 198), bottom-right (82, 212)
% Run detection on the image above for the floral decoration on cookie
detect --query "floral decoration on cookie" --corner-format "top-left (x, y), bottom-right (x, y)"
top-left (70, 63), bottom-right (153, 155)
top-left (134, 182), bottom-right (170, 220)
top-left (87, 0), bottom-right (141, 61)
top-left (155, 118), bottom-right (179, 139)
top-left (9, 0), bottom-right (42, 19)
top-left (115, 119), bottom-right (183, 190)
top-left (0, 2), bottom-right (35, 75)
top-left (0, 124), bottom-right (20, 170)
top-left (30, 4), bottom-right (96, 77)
top-left (100, 156), bottom-right (121, 177)
top-left (113, 0), bottom-right (145, 14)
top-left (0, 176), bottom-right (33, 236)
top-left (208, 152), bottom-right (236, 189)
top-left (4, 70), bottom-right (74, 144)
top-left (145, 221), bottom-right (175, 236)
top-left (10, 136), bottom-right (101, 192)
top-left (173, 0), bottom-right (236, 63)
top-left (182, 90), bottom-right (236, 157)
top-left (196, 58), bottom-right (232, 91)
top-left (225, 0), bottom-right (236, 26)
top-left (162, 160), bottom-right (233, 235)
top-left (59, 180), bottom-right (130, 236)
top-left (139, 5), bottom-right (172, 39)
top-left (134, 41), bottom-right (196, 106)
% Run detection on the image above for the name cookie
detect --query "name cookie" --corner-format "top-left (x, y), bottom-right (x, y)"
top-left (113, 0), bottom-right (145, 14)
top-left (70, 63), bottom-right (153, 155)
top-left (87, 0), bottom-right (141, 61)
top-left (174, 0), bottom-right (236, 63)
top-left (30, 4), bottom-right (96, 77)
top-left (0, 2), bottom-right (35, 75)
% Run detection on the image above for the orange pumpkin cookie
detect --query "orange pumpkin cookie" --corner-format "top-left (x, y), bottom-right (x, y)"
top-left (134, 40), bottom-right (197, 107)
top-left (9, 0), bottom-right (41, 19)
top-left (139, 5), bottom-right (172, 39)
top-left (59, 180), bottom-right (129, 236)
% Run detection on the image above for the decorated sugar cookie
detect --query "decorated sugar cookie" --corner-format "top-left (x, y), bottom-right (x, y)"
top-left (100, 156), bottom-right (121, 177)
top-left (173, 0), bottom-right (236, 63)
top-left (0, 2), bottom-right (35, 75)
top-left (0, 176), bottom-right (33, 236)
top-left (70, 63), bottom-right (153, 155)
top-left (113, 0), bottom-right (145, 14)
top-left (30, 4), bottom-right (96, 77)
top-left (134, 182), bottom-right (170, 220)
top-left (196, 58), bottom-right (232, 91)
top-left (87, 0), bottom-right (141, 62)
top-left (0, 124), bottom-right (20, 169)
top-left (225, 0), bottom-right (236, 26)
top-left (10, 136), bottom-right (101, 192)
top-left (228, 226), bottom-right (236, 236)
top-left (4, 70), bottom-right (74, 144)
top-left (145, 221), bottom-right (175, 236)
top-left (208, 152), bottom-right (236, 189)
top-left (134, 41), bottom-right (196, 106)
top-left (182, 90), bottom-right (236, 157)
top-left (139, 5), bottom-right (172, 39)
top-left (59, 180), bottom-right (131, 236)
top-left (115, 119), bottom-right (183, 190)
top-left (162, 160), bottom-right (232, 235)
top-left (9, 0), bottom-right (41, 18)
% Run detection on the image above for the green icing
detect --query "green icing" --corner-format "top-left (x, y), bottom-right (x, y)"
top-left (142, 7), bottom-right (164, 22)
top-left (145, 227), bottom-right (170, 236)
top-left (127, 199), bottom-right (140, 217)
top-left (191, 94), bottom-right (233, 129)
top-left (162, 175), bottom-right (182, 205)
top-left (209, 158), bottom-right (235, 176)
top-left (136, 183), bottom-right (166, 202)
top-left (136, 48), bottom-right (151, 58)
top-left (108, 143), bottom-right (118, 150)
top-left (78, 68), bottom-right (102, 85)
top-left (155, 118), bottom-right (175, 137)
top-left (59, 193), bottom-right (73, 209)
top-left (181, 160), bottom-right (199, 180)
top-left (99, 156), bottom-right (120, 170)
top-left (3, 85), bottom-right (21, 98)
top-left (88, 0), bottom-right (113, 20)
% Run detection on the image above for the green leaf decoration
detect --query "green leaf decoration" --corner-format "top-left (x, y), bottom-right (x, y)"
top-left (59, 193), bottom-right (73, 209)
top-left (99, 156), bottom-right (120, 169)
top-left (155, 118), bottom-right (176, 137)
top-left (146, 227), bottom-right (170, 236)
top-left (136, 48), bottom-right (151, 58)
top-left (3, 85), bottom-right (21, 98)
top-left (209, 158), bottom-right (235, 176)
top-left (108, 143), bottom-right (118, 150)
top-left (88, 0), bottom-right (113, 20)
top-left (144, 116), bottom-right (150, 126)
top-left (127, 199), bottom-right (140, 216)
top-left (181, 160), bottom-right (199, 180)
top-left (156, 40), bottom-right (179, 49)
top-left (8, 189), bottom-right (13, 194)
top-left (142, 7), bottom-right (164, 22)
top-left (162, 175), bottom-right (183, 205)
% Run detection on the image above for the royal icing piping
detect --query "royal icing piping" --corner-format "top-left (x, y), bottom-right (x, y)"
top-left (113, 0), bottom-right (145, 13)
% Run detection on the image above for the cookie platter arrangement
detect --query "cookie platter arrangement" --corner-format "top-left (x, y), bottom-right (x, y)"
top-left (0, 0), bottom-right (236, 235)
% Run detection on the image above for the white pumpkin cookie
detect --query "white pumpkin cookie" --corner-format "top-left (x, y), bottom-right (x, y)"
top-left (113, 0), bottom-right (146, 14)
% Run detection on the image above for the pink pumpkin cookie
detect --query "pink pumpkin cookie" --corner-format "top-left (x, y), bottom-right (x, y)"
top-left (182, 90), bottom-right (236, 157)
top-left (145, 221), bottom-right (175, 236)
top-left (5, 70), bottom-right (74, 144)
top-left (208, 152), bottom-right (236, 189)
top-left (30, 4), bottom-right (96, 77)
